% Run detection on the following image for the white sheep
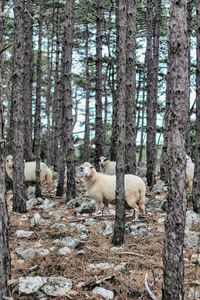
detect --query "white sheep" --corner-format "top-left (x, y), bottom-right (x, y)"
top-left (99, 156), bottom-right (116, 175)
top-left (186, 155), bottom-right (194, 193)
top-left (82, 162), bottom-right (146, 219)
top-left (6, 155), bottom-right (53, 187)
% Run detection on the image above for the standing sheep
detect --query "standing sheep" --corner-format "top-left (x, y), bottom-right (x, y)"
top-left (82, 162), bottom-right (146, 219)
top-left (6, 155), bottom-right (53, 187)
top-left (99, 156), bottom-right (116, 175)
top-left (185, 155), bottom-right (194, 193)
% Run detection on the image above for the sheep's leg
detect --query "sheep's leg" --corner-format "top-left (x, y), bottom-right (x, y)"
top-left (126, 198), bottom-right (140, 221)
top-left (187, 181), bottom-right (193, 193)
top-left (138, 203), bottom-right (146, 214)
top-left (95, 197), bottom-right (104, 215)
top-left (132, 208), bottom-right (139, 221)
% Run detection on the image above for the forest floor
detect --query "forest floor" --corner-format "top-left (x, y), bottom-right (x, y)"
top-left (8, 178), bottom-right (200, 300)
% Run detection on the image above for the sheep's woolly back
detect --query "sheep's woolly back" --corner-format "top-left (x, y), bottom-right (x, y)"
top-left (6, 156), bottom-right (53, 187)
top-left (99, 156), bottom-right (116, 175)
top-left (82, 162), bottom-right (146, 213)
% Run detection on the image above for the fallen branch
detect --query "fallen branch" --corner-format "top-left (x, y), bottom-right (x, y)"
top-left (114, 251), bottom-right (146, 258)
top-left (42, 193), bottom-right (65, 199)
top-left (144, 273), bottom-right (157, 300)
top-left (79, 275), bottom-right (115, 289)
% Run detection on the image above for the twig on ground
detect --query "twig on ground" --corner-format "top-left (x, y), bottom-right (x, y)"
top-left (115, 251), bottom-right (147, 258)
top-left (144, 273), bottom-right (157, 300)
top-left (79, 275), bottom-right (115, 289)
top-left (42, 193), bottom-right (65, 199)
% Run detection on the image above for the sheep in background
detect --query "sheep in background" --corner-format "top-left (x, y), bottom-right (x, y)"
top-left (186, 155), bottom-right (194, 193)
top-left (99, 156), bottom-right (116, 175)
top-left (82, 162), bottom-right (146, 220)
top-left (6, 155), bottom-right (53, 188)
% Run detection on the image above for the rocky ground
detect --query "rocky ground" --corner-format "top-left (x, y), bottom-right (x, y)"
top-left (7, 174), bottom-right (200, 300)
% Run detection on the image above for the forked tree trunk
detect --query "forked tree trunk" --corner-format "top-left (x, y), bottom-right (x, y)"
top-left (125, 0), bottom-right (136, 174)
top-left (0, 1), bottom-right (11, 297)
top-left (192, 0), bottom-right (200, 213)
top-left (112, 0), bottom-right (126, 246)
top-left (12, 0), bottom-right (27, 213)
top-left (95, 0), bottom-right (104, 169)
top-left (162, 0), bottom-right (188, 298)
top-left (23, 0), bottom-right (33, 161)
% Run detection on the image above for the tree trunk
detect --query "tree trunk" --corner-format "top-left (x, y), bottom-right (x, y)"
top-left (57, 0), bottom-right (76, 200)
top-left (110, 0), bottom-right (118, 161)
top-left (162, 0), bottom-right (188, 298)
top-left (192, 0), bottom-right (200, 213)
top-left (65, 0), bottom-right (76, 200)
top-left (125, 0), bottom-right (136, 174)
top-left (23, 0), bottom-right (33, 161)
top-left (12, 0), bottom-right (27, 213)
top-left (138, 73), bottom-right (146, 166)
top-left (52, 7), bottom-right (60, 171)
top-left (146, 0), bottom-right (161, 187)
top-left (34, 1), bottom-right (43, 198)
top-left (112, 0), bottom-right (126, 246)
top-left (83, 23), bottom-right (90, 162)
top-left (95, 0), bottom-right (104, 169)
top-left (0, 1), bottom-right (11, 297)
top-left (46, 4), bottom-right (55, 166)
top-left (186, 0), bottom-right (193, 156)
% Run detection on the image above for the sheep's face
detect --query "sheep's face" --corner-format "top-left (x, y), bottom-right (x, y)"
top-left (81, 162), bottom-right (95, 179)
top-left (6, 155), bottom-right (13, 169)
top-left (98, 156), bottom-right (108, 169)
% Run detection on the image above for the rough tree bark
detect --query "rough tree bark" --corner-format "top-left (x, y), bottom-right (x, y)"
top-left (83, 23), bottom-right (90, 162)
top-left (110, 0), bottom-right (118, 161)
top-left (138, 70), bottom-right (146, 166)
top-left (162, 0), bottom-right (188, 299)
top-left (125, 0), bottom-right (136, 174)
top-left (23, 0), bottom-right (33, 161)
top-left (52, 6), bottom-right (60, 171)
top-left (95, 0), bottom-right (104, 169)
top-left (0, 1), bottom-right (11, 297)
top-left (12, 0), bottom-right (27, 213)
top-left (146, 0), bottom-right (161, 187)
top-left (112, 0), bottom-right (126, 246)
top-left (34, 0), bottom-right (43, 198)
top-left (160, 55), bottom-right (172, 182)
top-left (57, 0), bottom-right (76, 200)
top-left (186, 0), bottom-right (193, 156)
top-left (46, 3), bottom-right (54, 166)
top-left (192, 0), bottom-right (200, 213)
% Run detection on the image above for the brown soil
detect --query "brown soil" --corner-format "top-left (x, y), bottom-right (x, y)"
top-left (8, 185), bottom-right (200, 300)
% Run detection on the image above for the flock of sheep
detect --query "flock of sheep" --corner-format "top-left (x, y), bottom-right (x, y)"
top-left (5, 154), bottom-right (195, 218)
